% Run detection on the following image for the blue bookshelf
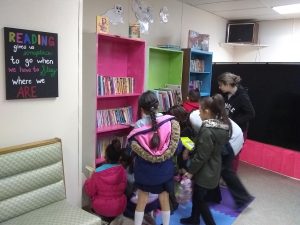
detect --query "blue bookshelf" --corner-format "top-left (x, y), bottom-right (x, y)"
top-left (182, 48), bottom-right (213, 100)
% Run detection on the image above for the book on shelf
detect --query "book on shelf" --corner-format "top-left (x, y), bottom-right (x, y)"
top-left (96, 16), bottom-right (110, 34)
top-left (120, 122), bottom-right (135, 127)
top-left (129, 23), bottom-right (140, 38)
top-left (97, 75), bottom-right (134, 96)
top-left (181, 137), bottom-right (195, 151)
top-left (189, 80), bottom-right (202, 92)
top-left (96, 135), bottom-right (127, 159)
top-left (190, 59), bottom-right (204, 72)
top-left (188, 30), bottom-right (209, 51)
top-left (165, 84), bottom-right (182, 105)
top-left (152, 85), bottom-right (182, 112)
top-left (96, 106), bottom-right (133, 128)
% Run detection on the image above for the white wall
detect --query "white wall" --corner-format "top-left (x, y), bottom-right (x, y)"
top-left (83, 0), bottom-right (183, 46)
top-left (0, 0), bottom-right (81, 206)
top-left (181, 3), bottom-right (233, 62)
top-left (232, 19), bottom-right (300, 62)
top-left (82, 0), bottom-right (232, 60)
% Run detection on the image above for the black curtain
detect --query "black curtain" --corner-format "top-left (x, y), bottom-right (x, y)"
top-left (212, 63), bottom-right (300, 152)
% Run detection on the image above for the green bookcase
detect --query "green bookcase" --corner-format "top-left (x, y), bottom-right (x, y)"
top-left (147, 47), bottom-right (183, 90)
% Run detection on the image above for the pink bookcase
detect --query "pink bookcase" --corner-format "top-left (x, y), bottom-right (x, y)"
top-left (95, 33), bottom-right (145, 163)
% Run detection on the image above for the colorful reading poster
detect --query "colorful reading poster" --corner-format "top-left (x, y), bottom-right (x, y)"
top-left (4, 27), bottom-right (58, 100)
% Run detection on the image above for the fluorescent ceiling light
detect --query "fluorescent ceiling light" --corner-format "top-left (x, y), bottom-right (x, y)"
top-left (273, 4), bottom-right (300, 14)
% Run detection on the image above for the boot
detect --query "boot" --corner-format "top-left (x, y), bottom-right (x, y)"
top-left (180, 216), bottom-right (200, 225)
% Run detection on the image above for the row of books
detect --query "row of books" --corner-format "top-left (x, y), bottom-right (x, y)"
top-left (97, 75), bottom-right (134, 96)
top-left (96, 136), bottom-right (127, 158)
top-left (190, 59), bottom-right (205, 72)
top-left (96, 106), bottom-right (133, 128)
top-left (153, 85), bottom-right (182, 112)
top-left (189, 80), bottom-right (202, 90)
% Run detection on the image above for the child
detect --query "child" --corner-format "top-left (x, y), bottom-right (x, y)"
top-left (120, 151), bottom-right (160, 220)
top-left (182, 89), bottom-right (200, 112)
top-left (167, 105), bottom-right (194, 211)
top-left (167, 105), bottom-right (194, 171)
top-left (167, 105), bottom-right (195, 138)
top-left (84, 139), bottom-right (127, 222)
top-left (127, 91), bottom-right (180, 225)
top-left (180, 94), bottom-right (231, 225)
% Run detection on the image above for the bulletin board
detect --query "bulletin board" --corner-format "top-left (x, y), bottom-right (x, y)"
top-left (4, 27), bottom-right (58, 100)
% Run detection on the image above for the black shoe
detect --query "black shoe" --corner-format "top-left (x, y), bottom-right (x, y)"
top-left (180, 216), bottom-right (200, 225)
top-left (236, 195), bottom-right (255, 212)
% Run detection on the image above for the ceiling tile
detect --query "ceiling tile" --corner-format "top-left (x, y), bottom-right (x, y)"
top-left (195, 0), bottom-right (265, 12)
top-left (260, 0), bottom-right (300, 7)
top-left (179, 0), bottom-right (300, 21)
top-left (216, 7), bottom-right (284, 20)
top-left (186, 0), bottom-right (234, 4)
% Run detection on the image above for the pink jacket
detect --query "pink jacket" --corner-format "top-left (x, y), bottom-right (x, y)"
top-left (84, 164), bottom-right (127, 217)
top-left (127, 115), bottom-right (174, 157)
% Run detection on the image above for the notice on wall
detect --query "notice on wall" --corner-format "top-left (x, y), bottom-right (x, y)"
top-left (4, 27), bottom-right (58, 100)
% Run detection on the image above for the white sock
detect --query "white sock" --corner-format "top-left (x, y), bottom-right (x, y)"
top-left (134, 211), bottom-right (144, 225)
top-left (161, 210), bottom-right (170, 225)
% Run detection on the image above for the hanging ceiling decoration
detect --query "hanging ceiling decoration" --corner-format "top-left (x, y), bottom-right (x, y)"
top-left (159, 6), bottom-right (169, 23)
top-left (131, 0), bottom-right (154, 34)
top-left (103, 4), bottom-right (124, 25)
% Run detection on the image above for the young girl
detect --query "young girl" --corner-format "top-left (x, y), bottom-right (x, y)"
top-left (167, 105), bottom-right (194, 171)
top-left (84, 139), bottom-right (127, 222)
top-left (127, 91), bottom-right (180, 225)
top-left (167, 105), bottom-right (195, 138)
top-left (183, 89), bottom-right (200, 113)
top-left (180, 94), bottom-right (231, 225)
top-left (120, 151), bottom-right (160, 220)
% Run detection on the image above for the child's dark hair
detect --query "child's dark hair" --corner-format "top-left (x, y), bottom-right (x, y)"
top-left (120, 151), bottom-right (133, 168)
top-left (167, 105), bottom-right (194, 137)
top-left (138, 91), bottom-right (160, 148)
top-left (105, 139), bottom-right (122, 163)
top-left (120, 151), bottom-right (134, 174)
top-left (201, 94), bottom-right (232, 136)
top-left (188, 88), bottom-right (200, 102)
top-left (167, 104), bottom-right (189, 125)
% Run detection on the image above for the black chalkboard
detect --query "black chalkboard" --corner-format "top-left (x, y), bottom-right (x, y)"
top-left (212, 63), bottom-right (300, 152)
top-left (4, 27), bottom-right (58, 99)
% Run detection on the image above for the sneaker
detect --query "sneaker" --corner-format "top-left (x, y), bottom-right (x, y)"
top-left (180, 216), bottom-right (200, 225)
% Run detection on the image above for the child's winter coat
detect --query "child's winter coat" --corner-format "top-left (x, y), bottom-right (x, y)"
top-left (84, 164), bottom-right (127, 217)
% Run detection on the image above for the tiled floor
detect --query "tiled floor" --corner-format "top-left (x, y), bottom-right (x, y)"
top-left (232, 162), bottom-right (300, 225)
top-left (98, 162), bottom-right (300, 225)
top-left (155, 187), bottom-right (243, 225)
